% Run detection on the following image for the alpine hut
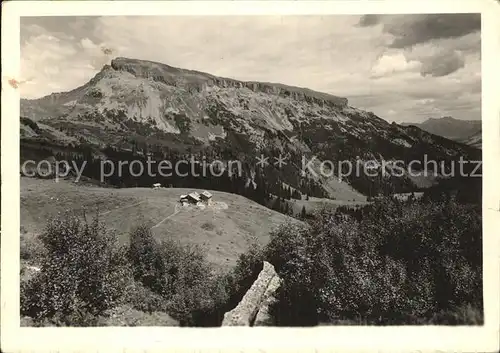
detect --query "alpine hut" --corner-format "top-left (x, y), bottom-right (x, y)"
top-left (200, 191), bottom-right (213, 204)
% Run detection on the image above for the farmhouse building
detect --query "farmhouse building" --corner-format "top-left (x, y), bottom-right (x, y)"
top-left (200, 191), bottom-right (213, 202)
top-left (187, 192), bottom-right (201, 203)
top-left (180, 191), bottom-right (214, 205)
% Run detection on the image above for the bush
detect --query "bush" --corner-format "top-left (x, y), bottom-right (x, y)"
top-left (264, 222), bottom-right (326, 326)
top-left (128, 224), bottom-right (169, 294)
top-left (122, 280), bottom-right (169, 313)
top-left (201, 222), bottom-right (216, 231)
top-left (96, 305), bottom-right (179, 326)
top-left (20, 235), bottom-right (46, 262)
top-left (163, 242), bottom-right (220, 325)
top-left (228, 243), bottom-right (264, 299)
top-left (20, 212), bottom-right (132, 326)
top-left (127, 224), bottom-right (231, 326)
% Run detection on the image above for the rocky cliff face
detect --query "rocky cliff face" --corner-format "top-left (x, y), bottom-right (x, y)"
top-left (110, 57), bottom-right (349, 107)
top-left (21, 57), bottom-right (350, 143)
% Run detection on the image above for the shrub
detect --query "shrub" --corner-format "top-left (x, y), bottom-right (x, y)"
top-left (228, 243), bottom-right (264, 298)
top-left (96, 305), bottom-right (179, 326)
top-left (122, 280), bottom-right (169, 313)
top-left (265, 222), bottom-right (327, 326)
top-left (20, 235), bottom-right (46, 262)
top-left (128, 224), bottom-right (168, 294)
top-left (174, 242), bottom-right (266, 327)
top-left (163, 242), bottom-right (215, 324)
top-left (126, 224), bottom-right (232, 326)
top-left (201, 222), bottom-right (216, 231)
top-left (20, 212), bottom-right (132, 326)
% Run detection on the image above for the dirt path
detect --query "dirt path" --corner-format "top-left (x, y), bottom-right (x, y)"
top-left (151, 204), bottom-right (180, 229)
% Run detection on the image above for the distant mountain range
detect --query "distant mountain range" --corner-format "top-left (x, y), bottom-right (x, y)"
top-left (401, 117), bottom-right (481, 149)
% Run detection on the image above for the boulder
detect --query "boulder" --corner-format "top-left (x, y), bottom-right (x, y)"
top-left (222, 261), bottom-right (281, 326)
top-left (254, 274), bottom-right (281, 326)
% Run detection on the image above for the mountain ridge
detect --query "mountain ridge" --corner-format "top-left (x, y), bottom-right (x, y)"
top-left (22, 57), bottom-right (348, 115)
top-left (110, 57), bottom-right (349, 106)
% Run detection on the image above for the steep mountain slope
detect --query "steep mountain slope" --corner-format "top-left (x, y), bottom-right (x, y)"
top-left (20, 57), bottom-right (481, 199)
top-left (401, 116), bottom-right (482, 146)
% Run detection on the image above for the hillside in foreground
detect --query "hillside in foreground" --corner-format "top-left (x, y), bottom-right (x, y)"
top-left (21, 177), bottom-right (300, 270)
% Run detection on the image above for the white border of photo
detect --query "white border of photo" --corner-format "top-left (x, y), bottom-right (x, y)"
top-left (2, 1), bottom-right (499, 352)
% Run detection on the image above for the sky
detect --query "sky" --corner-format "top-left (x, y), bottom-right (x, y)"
top-left (20, 14), bottom-right (481, 123)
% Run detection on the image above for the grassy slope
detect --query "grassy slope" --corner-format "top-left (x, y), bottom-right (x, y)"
top-left (21, 177), bottom-right (300, 270)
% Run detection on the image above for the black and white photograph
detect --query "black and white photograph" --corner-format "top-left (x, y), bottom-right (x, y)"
top-left (2, 0), bottom-right (500, 352)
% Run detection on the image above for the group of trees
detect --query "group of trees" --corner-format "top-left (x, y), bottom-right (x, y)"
top-left (253, 194), bottom-right (483, 325)
top-left (268, 197), bottom-right (308, 219)
top-left (275, 184), bottom-right (302, 201)
top-left (20, 213), bottom-right (261, 327)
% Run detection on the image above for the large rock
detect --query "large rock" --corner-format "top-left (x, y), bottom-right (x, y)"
top-left (253, 274), bottom-right (281, 326)
top-left (222, 261), bottom-right (281, 326)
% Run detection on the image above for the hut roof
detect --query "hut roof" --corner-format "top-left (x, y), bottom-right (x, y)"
top-left (188, 192), bottom-right (201, 201)
top-left (200, 191), bottom-right (213, 199)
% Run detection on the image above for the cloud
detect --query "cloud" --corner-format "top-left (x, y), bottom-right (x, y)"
top-left (359, 14), bottom-right (481, 45)
top-left (357, 14), bottom-right (481, 79)
top-left (21, 16), bottom-right (101, 43)
top-left (20, 21), bottom-right (113, 97)
top-left (20, 15), bottom-right (481, 123)
top-left (401, 33), bottom-right (480, 77)
top-left (370, 52), bottom-right (421, 78)
top-left (384, 14), bottom-right (481, 49)
top-left (80, 37), bottom-right (97, 50)
top-left (419, 49), bottom-right (465, 77)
